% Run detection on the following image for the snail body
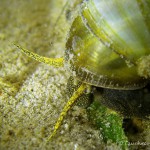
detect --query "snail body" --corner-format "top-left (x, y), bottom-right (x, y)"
top-left (65, 0), bottom-right (150, 90)
top-left (17, 0), bottom-right (150, 141)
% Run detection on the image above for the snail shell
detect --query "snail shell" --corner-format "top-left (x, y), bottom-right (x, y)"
top-left (65, 0), bottom-right (150, 90)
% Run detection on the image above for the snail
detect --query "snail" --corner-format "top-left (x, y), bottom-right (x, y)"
top-left (15, 0), bottom-right (150, 141)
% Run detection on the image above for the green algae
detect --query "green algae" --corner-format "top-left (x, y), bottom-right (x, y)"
top-left (87, 100), bottom-right (128, 150)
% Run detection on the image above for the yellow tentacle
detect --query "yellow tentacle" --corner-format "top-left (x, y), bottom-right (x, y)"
top-left (47, 83), bottom-right (87, 141)
top-left (14, 44), bottom-right (64, 67)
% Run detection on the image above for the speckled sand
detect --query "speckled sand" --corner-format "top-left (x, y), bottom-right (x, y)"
top-left (0, 0), bottom-right (150, 150)
top-left (0, 0), bottom-right (105, 149)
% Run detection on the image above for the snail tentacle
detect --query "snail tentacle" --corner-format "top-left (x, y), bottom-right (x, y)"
top-left (14, 44), bottom-right (64, 67)
top-left (47, 83), bottom-right (87, 141)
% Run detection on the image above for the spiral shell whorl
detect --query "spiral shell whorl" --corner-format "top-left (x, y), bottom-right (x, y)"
top-left (65, 0), bottom-right (150, 90)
